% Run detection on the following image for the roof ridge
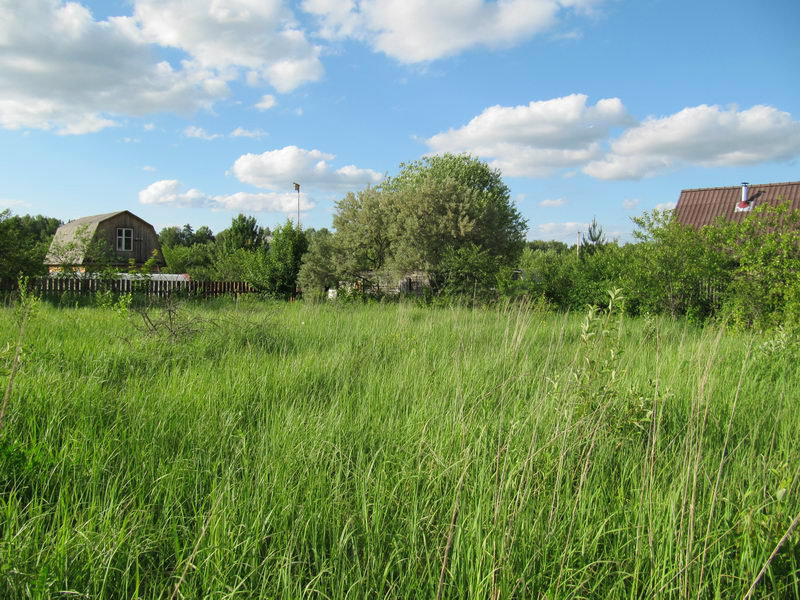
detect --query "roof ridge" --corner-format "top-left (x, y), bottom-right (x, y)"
top-left (680, 181), bottom-right (800, 193)
top-left (65, 210), bottom-right (127, 224)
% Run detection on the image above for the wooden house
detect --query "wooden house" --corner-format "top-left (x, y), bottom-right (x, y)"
top-left (44, 210), bottom-right (165, 273)
top-left (675, 181), bottom-right (800, 228)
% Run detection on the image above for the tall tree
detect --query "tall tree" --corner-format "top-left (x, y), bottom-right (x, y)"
top-left (332, 187), bottom-right (392, 283)
top-left (0, 211), bottom-right (61, 279)
top-left (245, 221), bottom-right (308, 298)
top-left (216, 214), bottom-right (266, 253)
top-left (298, 229), bottom-right (339, 296)
top-left (383, 154), bottom-right (526, 288)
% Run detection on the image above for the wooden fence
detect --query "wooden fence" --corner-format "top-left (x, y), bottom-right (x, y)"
top-left (0, 277), bottom-right (256, 298)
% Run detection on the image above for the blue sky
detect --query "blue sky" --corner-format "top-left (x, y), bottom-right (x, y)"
top-left (1, 0), bottom-right (798, 242)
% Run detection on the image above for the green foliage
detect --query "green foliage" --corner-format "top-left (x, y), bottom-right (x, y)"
top-left (437, 243), bottom-right (499, 300)
top-left (325, 153), bottom-right (526, 298)
top-left (718, 201), bottom-right (800, 327)
top-left (625, 209), bottom-right (731, 319)
top-left (0, 210), bottom-right (61, 279)
top-left (210, 247), bottom-right (253, 281)
top-left (385, 154), bottom-right (526, 274)
top-left (162, 243), bottom-right (215, 279)
top-left (332, 187), bottom-right (392, 284)
top-left (159, 224), bottom-right (216, 248)
top-left (245, 221), bottom-right (308, 299)
top-left (526, 239), bottom-right (569, 253)
top-left (216, 214), bottom-right (267, 253)
top-left (298, 228), bottom-right (339, 297)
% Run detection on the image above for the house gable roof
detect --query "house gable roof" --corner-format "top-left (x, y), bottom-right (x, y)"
top-left (675, 181), bottom-right (800, 229)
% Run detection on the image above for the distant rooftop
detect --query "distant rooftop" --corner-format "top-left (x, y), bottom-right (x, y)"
top-left (674, 181), bottom-right (800, 228)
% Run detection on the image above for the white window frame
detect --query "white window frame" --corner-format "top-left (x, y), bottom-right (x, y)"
top-left (117, 227), bottom-right (133, 251)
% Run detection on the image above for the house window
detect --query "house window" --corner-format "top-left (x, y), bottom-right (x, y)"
top-left (117, 228), bottom-right (133, 251)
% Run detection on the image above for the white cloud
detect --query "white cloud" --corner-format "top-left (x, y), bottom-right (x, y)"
top-left (134, 0), bottom-right (323, 93)
top-left (122, 137), bottom-right (141, 143)
top-left (622, 198), bottom-right (639, 209)
top-left (534, 221), bottom-right (590, 241)
top-left (0, 0), bottom-right (325, 135)
top-left (302, 0), bottom-right (604, 63)
top-left (655, 202), bottom-right (676, 211)
top-left (143, 165), bottom-right (156, 172)
top-left (0, 0), bottom-right (228, 134)
top-left (232, 145), bottom-right (383, 191)
top-left (143, 122), bottom-right (156, 131)
top-left (255, 94), bottom-right (277, 111)
top-left (183, 125), bottom-right (222, 140)
top-left (139, 179), bottom-right (315, 213)
top-left (425, 94), bottom-right (631, 176)
top-left (539, 198), bottom-right (567, 207)
top-left (231, 127), bottom-right (267, 138)
top-left (0, 198), bottom-right (30, 209)
top-left (584, 104), bottom-right (800, 180)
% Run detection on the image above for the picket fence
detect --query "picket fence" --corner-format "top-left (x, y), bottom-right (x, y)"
top-left (0, 277), bottom-right (256, 298)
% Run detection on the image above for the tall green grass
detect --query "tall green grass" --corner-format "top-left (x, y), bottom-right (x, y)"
top-left (1, 298), bottom-right (798, 598)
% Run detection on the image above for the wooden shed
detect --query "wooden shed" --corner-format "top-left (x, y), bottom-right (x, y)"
top-left (44, 210), bottom-right (165, 272)
top-left (674, 181), bottom-right (800, 228)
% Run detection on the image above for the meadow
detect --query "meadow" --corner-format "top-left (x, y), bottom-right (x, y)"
top-left (1, 297), bottom-right (799, 599)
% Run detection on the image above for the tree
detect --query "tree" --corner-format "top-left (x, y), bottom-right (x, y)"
top-left (716, 200), bottom-right (800, 326)
top-left (0, 211), bottom-right (61, 279)
top-left (216, 214), bottom-right (266, 253)
top-left (158, 226), bottom-right (185, 248)
top-left (383, 154), bottom-right (526, 290)
top-left (527, 240), bottom-right (569, 253)
top-left (193, 225), bottom-right (215, 245)
top-left (580, 217), bottom-right (606, 256)
top-left (331, 187), bottom-right (393, 286)
top-left (626, 209), bottom-right (730, 318)
top-left (298, 229), bottom-right (339, 297)
top-left (245, 221), bottom-right (308, 299)
top-left (159, 224), bottom-right (215, 248)
top-left (162, 244), bottom-right (215, 279)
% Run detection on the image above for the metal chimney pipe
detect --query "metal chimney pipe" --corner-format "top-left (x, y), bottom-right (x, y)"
top-left (741, 182), bottom-right (749, 205)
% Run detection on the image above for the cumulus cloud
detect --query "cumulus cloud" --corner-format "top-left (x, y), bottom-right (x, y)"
top-left (134, 0), bottom-right (323, 93)
top-left (0, 0), bottom-right (229, 134)
top-left (584, 104), bottom-right (800, 180)
top-left (534, 221), bottom-right (590, 241)
top-left (0, 0), bottom-right (323, 135)
top-left (232, 145), bottom-right (383, 191)
top-left (255, 94), bottom-right (277, 111)
top-left (143, 165), bottom-right (156, 172)
top-left (0, 198), bottom-right (30, 209)
top-left (302, 0), bottom-right (604, 63)
top-left (139, 179), bottom-right (315, 213)
top-left (655, 202), bottom-right (676, 211)
top-left (622, 198), bottom-right (639, 209)
top-left (425, 94), bottom-right (631, 177)
top-left (539, 198), bottom-right (567, 207)
top-left (183, 125), bottom-right (222, 140)
top-left (231, 127), bottom-right (267, 138)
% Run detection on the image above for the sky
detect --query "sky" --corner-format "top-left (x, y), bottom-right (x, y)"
top-left (1, 0), bottom-right (799, 243)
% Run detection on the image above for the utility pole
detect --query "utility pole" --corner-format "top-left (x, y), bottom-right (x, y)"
top-left (293, 182), bottom-right (301, 229)
top-left (576, 231), bottom-right (581, 257)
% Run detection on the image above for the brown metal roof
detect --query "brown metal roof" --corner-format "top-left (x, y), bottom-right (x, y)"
top-left (675, 181), bottom-right (800, 228)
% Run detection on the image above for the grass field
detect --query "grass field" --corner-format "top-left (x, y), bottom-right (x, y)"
top-left (1, 298), bottom-right (799, 599)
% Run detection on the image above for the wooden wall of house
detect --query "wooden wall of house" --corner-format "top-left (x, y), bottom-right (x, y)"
top-left (95, 212), bottom-right (164, 266)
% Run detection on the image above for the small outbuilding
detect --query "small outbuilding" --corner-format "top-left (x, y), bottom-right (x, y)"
top-left (674, 181), bottom-right (800, 228)
top-left (45, 210), bottom-right (165, 273)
